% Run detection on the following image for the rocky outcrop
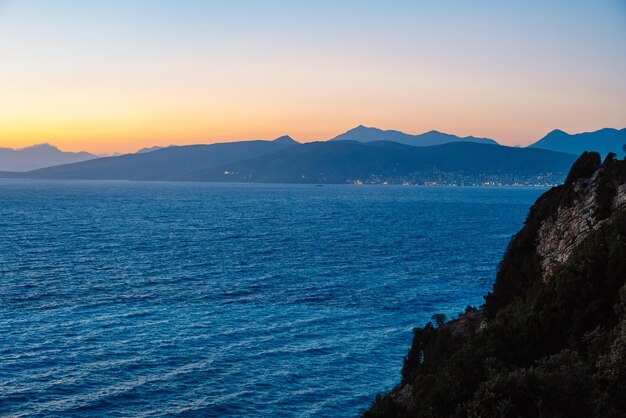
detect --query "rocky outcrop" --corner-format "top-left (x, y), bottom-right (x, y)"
top-left (364, 152), bottom-right (626, 418)
top-left (536, 163), bottom-right (626, 279)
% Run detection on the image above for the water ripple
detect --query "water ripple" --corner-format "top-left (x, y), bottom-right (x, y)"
top-left (0, 180), bottom-right (544, 416)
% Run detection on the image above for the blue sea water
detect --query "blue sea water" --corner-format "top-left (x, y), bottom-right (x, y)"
top-left (0, 180), bottom-right (545, 417)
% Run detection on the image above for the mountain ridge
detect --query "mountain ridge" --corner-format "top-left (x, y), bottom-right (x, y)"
top-left (2, 140), bottom-right (577, 185)
top-left (0, 143), bottom-right (97, 172)
top-left (529, 127), bottom-right (626, 158)
top-left (191, 141), bottom-right (575, 185)
top-left (7, 136), bottom-right (299, 181)
top-left (329, 125), bottom-right (498, 147)
top-left (2, 127), bottom-right (623, 183)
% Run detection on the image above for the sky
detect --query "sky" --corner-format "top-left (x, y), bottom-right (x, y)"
top-left (0, 0), bottom-right (625, 154)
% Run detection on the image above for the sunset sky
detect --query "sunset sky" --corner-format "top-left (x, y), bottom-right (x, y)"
top-left (0, 0), bottom-right (625, 154)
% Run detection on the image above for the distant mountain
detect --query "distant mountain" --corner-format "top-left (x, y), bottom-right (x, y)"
top-left (330, 125), bottom-right (498, 147)
top-left (0, 143), bottom-right (97, 171)
top-left (136, 146), bottom-right (168, 154)
top-left (528, 127), bottom-right (626, 158)
top-left (1, 138), bottom-right (575, 185)
top-left (0, 133), bottom-right (581, 185)
top-left (12, 136), bottom-right (299, 181)
top-left (183, 141), bottom-right (576, 185)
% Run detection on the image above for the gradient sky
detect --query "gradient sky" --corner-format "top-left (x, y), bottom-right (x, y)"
top-left (0, 0), bottom-right (625, 153)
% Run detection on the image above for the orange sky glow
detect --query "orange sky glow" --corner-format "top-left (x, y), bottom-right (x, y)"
top-left (1, 1), bottom-right (624, 154)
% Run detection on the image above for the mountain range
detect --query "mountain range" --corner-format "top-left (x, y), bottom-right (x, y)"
top-left (0, 144), bottom-right (97, 172)
top-left (1, 135), bottom-right (575, 185)
top-left (1, 126), bottom-right (623, 184)
top-left (329, 125), bottom-right (498, 147)
top-left (181, 140), bottom-right (576, 184)
top-left (2, 136), bottom-right (297, 181)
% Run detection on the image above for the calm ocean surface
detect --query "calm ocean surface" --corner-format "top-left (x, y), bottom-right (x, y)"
top-left (0, 180), bottom-right (544, 417)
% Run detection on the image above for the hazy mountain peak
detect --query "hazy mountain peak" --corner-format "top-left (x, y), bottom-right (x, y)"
top-left (136, 146), bottom-right (165, 154)
top-left (597, 127), bottom-right (620, 134)
top-left (0, 143), bottom-right (97, 171)
top-left (530, 127), bottom-right (626, 158)
top-left (273, 135), bottom-right (298, 144)
top-left (338, 125), bottom-right (374, 136)
top-left (546, 128), bottom-right (567, 136)
top-left (23, 143), bottom-right (59, 151)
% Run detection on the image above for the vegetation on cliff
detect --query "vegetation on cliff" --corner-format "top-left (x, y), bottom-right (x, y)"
top-left (365, 152), bottom-right (626, 417)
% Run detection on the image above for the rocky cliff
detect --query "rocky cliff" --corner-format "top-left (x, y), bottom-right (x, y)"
top-left (364, 152), bottom-right (626, 418)
top-left (536, 170), bottom-right (626, 279)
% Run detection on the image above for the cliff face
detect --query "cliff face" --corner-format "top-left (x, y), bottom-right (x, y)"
top-left (536, 167), bottom-right (626, 279)
top-left (364, 152), bottom-right (626, 418)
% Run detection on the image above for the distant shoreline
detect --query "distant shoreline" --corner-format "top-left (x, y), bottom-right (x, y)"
top-left (0, 177), bottom-right (554, 188)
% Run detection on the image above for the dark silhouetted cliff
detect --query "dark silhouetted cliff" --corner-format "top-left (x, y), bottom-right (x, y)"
top-left (365, 152), bottom-right (626, 418)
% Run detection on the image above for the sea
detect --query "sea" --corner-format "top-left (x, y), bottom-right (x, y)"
top-left (0, 180), bottom-right (545, 417)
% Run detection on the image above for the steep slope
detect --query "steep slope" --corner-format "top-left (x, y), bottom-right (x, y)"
top-left (529, 127), bottom-right (626, 158)
top-left (330, 125), bottom-right (498, 147)
top-left (191, 141), bottom-right (576, 184)
top-left (0, 144), bottom-right (96, 171)
top-left (11, 136), bottom-right (298, 180)
top-left (365, 152), bottom-right (626, 417)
